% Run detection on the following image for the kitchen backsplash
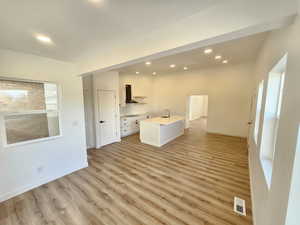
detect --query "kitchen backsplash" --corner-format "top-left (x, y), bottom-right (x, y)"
top-left (120, 103), bottom-right (151, 116)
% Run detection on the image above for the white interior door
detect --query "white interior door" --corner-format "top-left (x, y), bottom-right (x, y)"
top-left (97, 90), bottom-right (117, 147)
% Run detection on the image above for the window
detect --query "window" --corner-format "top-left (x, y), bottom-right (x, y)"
top-left (260, 54), bottom-right (287, 188)
top-left (254, 80), bottom-right (264, 144)
top-left (0, 78), bottom-right (60, 146)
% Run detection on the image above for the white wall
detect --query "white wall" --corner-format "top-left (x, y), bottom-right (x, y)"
top-left (249, 15), bottom-right (300, 225)
top-left (189, 95), bottom-right (208, 121)
top-left (83, 76), bottom-right (95, 149)
top-left (152, 63), bottom-right (254, 137)
top-left (284, 11), bottom-right (300, 225)
top-left (0, 49), bottom-right (88, 202)
top-left (93, 71), bottom-right (121, 148)
top-left (120, 62), bottom-right (254, 137)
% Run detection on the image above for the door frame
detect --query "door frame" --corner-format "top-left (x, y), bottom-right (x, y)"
top-left (247, 92), bottom-right (257, 146)
top-left (186, 93), bottom-right (209, 129)
top-left (94, 89), bottom-right (119, 148)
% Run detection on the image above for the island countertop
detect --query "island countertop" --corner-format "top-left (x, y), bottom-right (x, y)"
top-left (141, 116), bottom-right (184, 125)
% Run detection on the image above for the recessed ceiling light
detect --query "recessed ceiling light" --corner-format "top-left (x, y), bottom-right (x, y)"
top-left (183, 67), bottom-right (188, 70)
top-left (215, 55), bottom-right (222, 60)
top-left (152, 72), bottom-right (157, 75)
top-left (222, 60), bottom-right (228, 64)
top-left (136, 71), bottom-right (140, 74)
top-left (170, 64), bottom-right (176, 68)
top-left (145, 61), bottom-right (151, 65)
top-left (36, 35), bottom-right (52, 44)
top-left (204, 48), bottom-right (213, 54)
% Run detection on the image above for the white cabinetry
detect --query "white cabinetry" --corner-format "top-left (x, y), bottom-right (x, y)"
top-left (140, 116), bottom-right (185, 147)
top-left (121, 115), bottom-right (147, 137)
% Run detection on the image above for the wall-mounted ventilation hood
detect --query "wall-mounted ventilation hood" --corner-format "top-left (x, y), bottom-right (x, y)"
top-left (125, 84), bottom-right (138, 103)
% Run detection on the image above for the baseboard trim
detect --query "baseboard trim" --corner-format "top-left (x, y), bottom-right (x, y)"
top-left (86, 144), bottom-right (96, 149)
top-left (0, 162), bottom-right (88, 203)
top-left (96, 138), bottom-right (122, 149)
top-left (207, 132), bottom-right (247, 139)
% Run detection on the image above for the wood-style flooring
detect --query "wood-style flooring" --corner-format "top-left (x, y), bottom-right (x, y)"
top-left (0, 119), bottom-right (252, 225)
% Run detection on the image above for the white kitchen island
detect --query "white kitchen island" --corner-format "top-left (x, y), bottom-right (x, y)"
top-left (140, 116), bottom-right (185, 147)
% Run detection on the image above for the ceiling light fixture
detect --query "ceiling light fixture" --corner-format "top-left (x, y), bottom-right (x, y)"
top-left (135, 72), bottom-right (140, 74)
top-left (145, 61), bottom-right (151, 65)
top-left (215, 55), bottom-right (222, 60)
top-left (170, 64), bottom-right (176, 68)
top-left (183, 67), bottom-right (188, 70)
top-left (204, 48), bottom-right (213, 54)
top-left (222, 60), bottom-right (228, 64)
top-left (36, 35), bottom-right (52, 44)
top-left (152, 72), bottom-right (157, 75)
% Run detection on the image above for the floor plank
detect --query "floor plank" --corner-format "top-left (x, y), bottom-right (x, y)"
top-left (0, 119), bottom-right (252, 225)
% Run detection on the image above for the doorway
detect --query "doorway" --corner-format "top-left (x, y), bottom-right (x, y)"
top-left (188, 95), bottom-right (208, 131)
top-left (96, 89), bottom-right (118, 147)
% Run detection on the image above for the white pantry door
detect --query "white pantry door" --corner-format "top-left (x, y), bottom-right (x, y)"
top-left (97, 90), bottom-right (117, 147)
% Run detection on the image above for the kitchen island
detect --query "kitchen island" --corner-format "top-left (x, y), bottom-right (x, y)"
top-left (140, 116), bottom-right (185, 147)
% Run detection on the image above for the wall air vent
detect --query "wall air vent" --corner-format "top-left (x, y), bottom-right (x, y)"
top-left (234, 197), bottom-right (246, 216)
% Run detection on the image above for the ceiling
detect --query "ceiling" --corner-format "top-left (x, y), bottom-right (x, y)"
top-left (0, 0), bottom-right (219, 62)
top-left (118, 32), bottom-right (268, 75)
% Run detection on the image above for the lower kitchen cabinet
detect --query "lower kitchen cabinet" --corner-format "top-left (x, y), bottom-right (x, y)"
top-left (120, 115), bottom-right (147, 137)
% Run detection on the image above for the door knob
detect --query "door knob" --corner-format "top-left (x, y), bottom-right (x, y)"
top-left (99, 120), bottom-right (105, 123)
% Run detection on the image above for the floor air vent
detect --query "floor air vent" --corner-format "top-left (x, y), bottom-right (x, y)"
top-left (234, 197), bottom-right (246, 216)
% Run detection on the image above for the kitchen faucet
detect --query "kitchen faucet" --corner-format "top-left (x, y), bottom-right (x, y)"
top-left (165, 109), bottom-right (171, 118)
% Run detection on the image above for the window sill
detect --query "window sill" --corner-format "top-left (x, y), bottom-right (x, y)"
top-left (260, 157), bottom-right (273, 189)
top-left (2, 135), bottom-right (62, 149)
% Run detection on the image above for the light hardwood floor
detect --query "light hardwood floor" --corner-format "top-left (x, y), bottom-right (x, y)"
top-left (0, 119), bottom-right (253, 225)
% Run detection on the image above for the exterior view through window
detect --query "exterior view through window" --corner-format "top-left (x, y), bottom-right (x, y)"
top-left (0, 78), bottom-right (60, 145)
top-left (254, 80), bottom-right (264, 144)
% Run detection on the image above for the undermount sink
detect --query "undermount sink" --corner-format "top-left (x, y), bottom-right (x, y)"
top-left (161, 115), bottom-right (170, 118)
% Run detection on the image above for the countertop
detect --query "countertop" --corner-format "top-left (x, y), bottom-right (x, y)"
top-left (120, 114), bottom-right (147, 118)
top-left (140, 116), bottom-right (184, 125)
